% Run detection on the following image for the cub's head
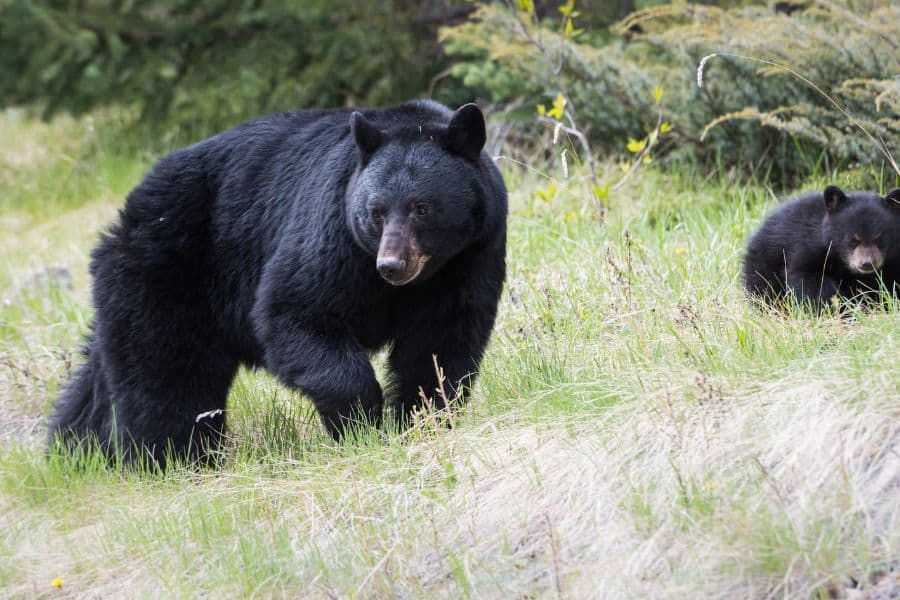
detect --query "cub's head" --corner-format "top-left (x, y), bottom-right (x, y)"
top-left (345, 103), bottom-right (501, 286)
top-left (822, 185), bottom-right (900, 275)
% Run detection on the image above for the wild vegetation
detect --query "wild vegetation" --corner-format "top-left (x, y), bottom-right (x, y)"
top-left (444, 0), bottom-right (899, 181)
top-left (1, 108), bottom-right (898, 597)
top-left (0, 1), bottom-right (645, 144)
top-left (1, 0), bottom-right (899, 597)
top-left (0, 0), bottom-right (471, 140)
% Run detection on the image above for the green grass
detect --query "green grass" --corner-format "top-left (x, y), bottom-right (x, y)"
top-left (1, 110), bottom-right (898, 598)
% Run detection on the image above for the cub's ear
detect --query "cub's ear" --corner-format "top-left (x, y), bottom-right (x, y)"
top-left (885, 187), bottom-right (900, 208)
top-left (823, 185), bottom-right (848, 214)
top-left (350, 111), bottom-right (383, 160)
top-left (444, 103), bottom-right (486, 161)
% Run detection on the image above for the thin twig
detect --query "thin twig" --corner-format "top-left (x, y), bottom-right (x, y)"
top-left (354, 541), bottom-right (399, 595)
top-left (545, 513), bottom-right (564, 599)
top-left (503, 1), bottom-right (600, 189)
top-left (612, 101), bottom-right (664, 192)
top-left (492, 155), bottom-right (553, 180)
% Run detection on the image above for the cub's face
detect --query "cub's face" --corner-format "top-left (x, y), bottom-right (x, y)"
top-left (346, 104), bottom-right (490, 286)
top-left (823, 185), bottom-right (900, 275)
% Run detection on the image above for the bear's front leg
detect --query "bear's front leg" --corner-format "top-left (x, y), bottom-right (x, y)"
top-left (786, 268), bottom-right (838, 308)
top-left (387, 264), bottom-right (503, 428)
top-left (388, 335), bottom-right (484, 428)
top-left (255, 307), bottom-right (383, 439)
top-left (252, 240), bottom-right (386, 439)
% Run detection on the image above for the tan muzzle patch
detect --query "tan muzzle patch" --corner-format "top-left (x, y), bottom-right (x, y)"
top-left (847, 246), bottom-right (884, 275)
top-left (376, 222), bottom-right (430, 285)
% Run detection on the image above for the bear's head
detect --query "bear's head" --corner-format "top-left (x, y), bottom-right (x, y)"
top-left (822, 185), bottom-right (900, 275)
top-left (345, 103), bottom-right (499, 286)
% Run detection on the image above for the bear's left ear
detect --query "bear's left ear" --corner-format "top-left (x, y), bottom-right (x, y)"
top-left (444, 103), bottom-right (486, 161)
top-left (824, 185), bottom-right (848, 214)
top-left (885, 188), bottom-right (900, 209)
top-left (350, 111), bottom-right (383, 161)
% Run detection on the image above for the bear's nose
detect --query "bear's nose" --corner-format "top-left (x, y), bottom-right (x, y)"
top-left (377, 257), bottom-right (406, 279)
top-left (860, 261), bottom-right (875, 272)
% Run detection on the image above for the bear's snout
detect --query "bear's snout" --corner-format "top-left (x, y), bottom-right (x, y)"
top-left (376, 220), bottom-right (428, 285)
top-left (377, 256), bottom-right (407, 280)
top-left (848, 245), bottom-right (884, 274)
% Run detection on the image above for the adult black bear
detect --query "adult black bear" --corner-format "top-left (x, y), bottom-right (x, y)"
top-left (49, 101), bottom-right (507, 465)
top-left (743, 185), bottom-right (900, 307)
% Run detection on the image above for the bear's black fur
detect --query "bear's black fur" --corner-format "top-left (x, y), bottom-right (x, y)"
top-left (743, 185), bottom-right (900, 307)
top-left (49, 100), bottom-right (507, 465)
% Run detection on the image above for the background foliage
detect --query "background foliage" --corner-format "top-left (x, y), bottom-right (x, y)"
top-left (1, 0), bottom-right (898, 181)
top-left (0, 1), bottom-right (640, 138)
top-left (442, 1), bottom-right (899, 181)
top-left (0, 1), bottom-right (476, 140)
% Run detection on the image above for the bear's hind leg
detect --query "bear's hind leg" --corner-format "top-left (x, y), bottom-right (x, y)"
top-left (87, 247), bottom-right (239, 466)
top-left (93, 312), bottom-right (239, 467)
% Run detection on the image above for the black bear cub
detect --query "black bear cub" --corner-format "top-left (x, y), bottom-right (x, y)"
top-left (743, 185), bottom-right (900, 307)
top-left (49, 101), bottom-right (507, 466)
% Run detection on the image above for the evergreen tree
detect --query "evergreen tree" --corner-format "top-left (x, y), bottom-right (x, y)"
top-left (0, 0), bottom-right (473, 137)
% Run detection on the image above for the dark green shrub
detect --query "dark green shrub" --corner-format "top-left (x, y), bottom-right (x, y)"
top-left (0, 1), bottom-right (470, 142)
top-left (441, 1), bottom-right (899, 181)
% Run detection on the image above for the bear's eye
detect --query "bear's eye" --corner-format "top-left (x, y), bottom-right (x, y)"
top-left (849, 234), bottom-right (861, 247)
top-left (370, 206), bottom-right (383, 223)
top-left (414, 202), bottom-right (431, 217)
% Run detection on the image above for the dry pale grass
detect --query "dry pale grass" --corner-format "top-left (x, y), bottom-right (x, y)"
top-left (0, 201), bottom-right (119, 292)
top-left (12, 365), bottom-right (890, 598)
top-left (436, 383), bottom-right (897, 597)
top-left (1, 202), bottom-right (119, 426)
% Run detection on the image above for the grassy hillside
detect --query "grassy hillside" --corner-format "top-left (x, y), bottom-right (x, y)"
top-left (1, 110), bottom-right (898, 598)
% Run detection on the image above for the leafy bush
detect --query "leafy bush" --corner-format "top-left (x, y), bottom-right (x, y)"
top-left (441, 1), bottom-right (899, 181)
top-left (0, 1), bottom-right (471, 141)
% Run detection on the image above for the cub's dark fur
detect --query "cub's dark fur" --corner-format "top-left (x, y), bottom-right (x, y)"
top-left (743, 185), bottom-right (900, 307)
top-left (49, 101), bottom-right (507, 466)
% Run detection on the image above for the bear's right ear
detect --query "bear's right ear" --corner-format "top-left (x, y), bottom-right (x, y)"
top-left (444, 103), bottom-right (486, 161)
top-left (350, 112), bottom-right (383, 161)
top-left (885, 188), bottom-right (900, 209)
top-left (824, 185), bottom-right (848, 214)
